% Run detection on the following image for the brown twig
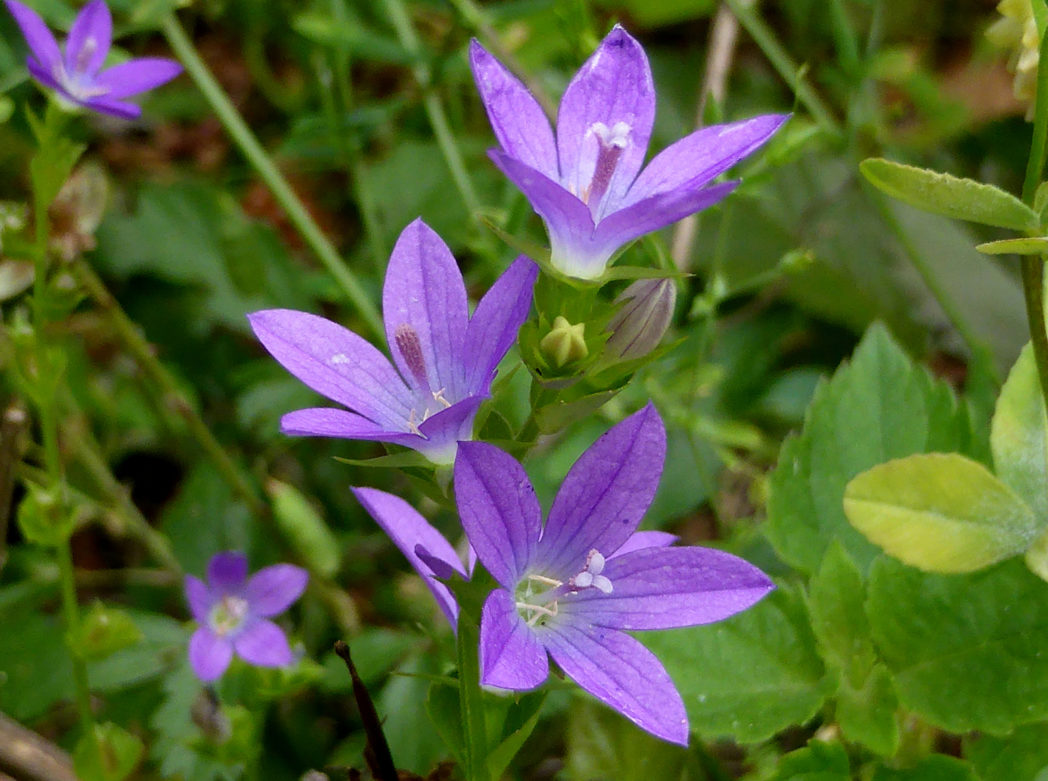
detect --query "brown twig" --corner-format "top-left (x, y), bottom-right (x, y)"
top-left (0, 712), bottom-right (76, 781)
top-left (0, 401), bottom-right (29, 572)
top-left (334, 640), bottom-right (399, 781)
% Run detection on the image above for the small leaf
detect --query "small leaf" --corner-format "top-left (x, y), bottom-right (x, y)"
top-left (836, 664), bottom-right (899, 757)
top-left (808, 542), bottom-right (876, 685)
top-left (425, 682), bottom-right (464, 765)
top-left (976, 237), bottom-right (1048, 255)
top-left (871, 755), bottom-right (978, 781)
top-left (965, 722), bottom-right (1048, 781)
top-left (486, 692), bottom-right (546, 779)
top-left (860, 158), bottom-right (1039, 231)
top-left (773, 741), bottom-right (850, 780)
top-left (266, 478), bottom-right (340, 578)
top-left (992, 343), bottom-right (1048, 518)
top-left (845, 453), bottom-right (1039, 572)
top-left (73, 722), bottom-right (144, 781)
top-left (68, 602), bottom-right (143, 661)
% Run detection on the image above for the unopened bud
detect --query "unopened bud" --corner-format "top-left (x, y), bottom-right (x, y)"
top-left (988, 0), bottom-right (1039, 119)
top-left (604, 278), bottom-right (676, 361)
top-left (540, 315), bottom-right (588, 367)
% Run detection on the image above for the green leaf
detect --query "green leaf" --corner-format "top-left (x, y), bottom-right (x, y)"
top-left (68, 602), bottom-right (144, 661)
top-left (644, 586), bottom-right (829, 742)
top-left (486, 692), bottom-right (546, 780)
top-left (565, 699), bottom-right (688, 781)
top-left (265, 478), bottom-right (340, 578)
top-left (836, 664), bottom-right (899, 757)
top-left (868, 557), bottom-right (1048, 733)
top-left (773, 741), bottom-right (850, 780)
top-left (333, 451), bottom-right (434, 469)
top-left (73, 722), bottom-right (145, 781)
top-left (871, 755), bottom-right (978, 781)
top-left (992, 343), bottom-right (1048, 519)
top-left (965, 722), bottom-right (1048, 781)
top-left (766, 324), bottom-right (973, 575)
top-left (425, 682), bottom-right (464, 766)
top-left (976, 237), bottom-right (1048, 255)
top-left (844, 453), bottom-right (1039, 572)
top-left (859, 158), bottom-right (1039, 231)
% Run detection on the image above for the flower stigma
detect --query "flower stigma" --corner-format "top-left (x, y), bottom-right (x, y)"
top-left (208, 595), bottom-right (250, 637)
top-left (583, 121), bottom-right (631, 214)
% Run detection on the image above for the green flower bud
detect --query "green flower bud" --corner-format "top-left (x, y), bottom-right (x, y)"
top-left (604, 278), bottom-right (676, 361)
top-left (987, 0), bottom-right (1039, 119)
top-left (540, 315), bottom-right (588, 367)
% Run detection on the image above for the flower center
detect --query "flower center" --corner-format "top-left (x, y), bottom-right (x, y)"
top-left (514, 549), bottom-right (613, 627)
top-left (581, 121), bottom-right (631, 214)
top-left (74, 37), bottom-right (98, 74)
top-left (52, 60), bottom-right (108, 101)
top-left (208, 595), bottom-right (250, 637)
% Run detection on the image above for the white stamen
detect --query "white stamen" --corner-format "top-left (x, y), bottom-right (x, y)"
top-left (432, 388), bottom-right (452, 409)
top-left (589, 121), bottom-right (632, 149)
top-left (570, 549), bottom-right (613, 594)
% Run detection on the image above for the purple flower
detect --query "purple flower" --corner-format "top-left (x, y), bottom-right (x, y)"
top-left (456, 403), bottom-right (774, 744)
top-left (470, 26), bottom-right (788, 279)
top-left (249, 219), bottom-right (537, 465)
top-left (185, 552), bottom-right (308, 682)
top-left (5, 0), bottom-right (182, 119)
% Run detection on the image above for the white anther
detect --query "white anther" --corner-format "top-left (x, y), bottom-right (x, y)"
top-left (589, 121), bottom-right (632, 149)
top-left (432, 388), bottom-right (452, 409)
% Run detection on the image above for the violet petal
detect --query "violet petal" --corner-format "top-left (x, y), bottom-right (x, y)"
top-left (184, 575), bottom-right (212, 623)
top-left (95, 58), bottom-right (183, 99)
top-left (556, 25), bottom-right (654, 211)
top-left (538, 403), bottom-right (665, 577)
top-left (479, 589), bottom-right (549, 690)
top-left (414, 395), bottom-right (487, 462)
top-left (233, 619), bottom-right (294, 667)
top-left (543, 622), bottom-right (689, 745)
top-left (622, 114), bottom-right (789, 209)
top-left (248, 309), bottom-right (412, 429)
top-left (64, 0), bottom-right (110, 77)
top-left (189, 627), bottom-right (234, 682)
top-left (5, 0), bottom-right (61, 73)
top-left (563, 546), bottom-right (774, 630)
top-left (469, 40), bottom-right (559, 181)
top-left (382, 219), bottom-right (468, 398)
top-left (244, 564), bottom-right (309, 618)
top-left (352, 486), bottom-right (463, 625)
top-left (461, 255), bottom-right (537, 393)
top-left (455, 441), bottom-right (542, 589)
top-left (279, 407), bottom-right (420, 445)
top-left (610, 530), bottom-right (677, 558)
top-left (81, 95), bottom-right (140, 119)
top-left (207, 551), bottom-right (248, 592)
top-left (26, 55), bottom-right (63, 92)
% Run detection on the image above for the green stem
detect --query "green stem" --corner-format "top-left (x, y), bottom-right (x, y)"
top-left (160, 14), bottom-right (383, 338)
top-left (74, 260), bottom-right (266, 520)
top-left (57, 542), bottom-right (93, 734)
top-left (377, 0), bottom-right (482, 216)
top-left (1022, 258), bottom-right (1048, 401)
top-left (723, 0), bottom-right (840, 135)
top-left (456, 616), bottom-right (490, 781)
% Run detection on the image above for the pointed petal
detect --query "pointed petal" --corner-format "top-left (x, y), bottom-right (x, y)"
top-left (538, 403), bottom-right (666, 577)
top-left (64, 0), bottom-right (110, 77)
top-left (81, 95), bottom-right (141, 119)
top-left (544, 623), bottom-right (688, 745)
top-left (382, 219), bottom-right (469, 398)
top-left (595, 180), bottom-right (738, 254)
top-left (280, 407), bottom-right (415, 441)
top-left (556, 26), bottom-right (654, 209)
top-left (244, 564), bottom-right (308, 617)
top-left (352, 486), bottom-right (464, 625)
top-left (479, 589), bottom-right (549, 690)
top-left (414, 395), bottom-right (485, 464)
top-left (233, 619), bottom-right (294, 667)
top-left (455, 441), bottom-right (542, 588)
top-left (248, 309), bottom-right (412, 429)
top-left (5, 0), bottom-right (61, 72)
top-left (610, 530), bottom-right (677, 558)
top-left (189, 628), bottom-right (234, 682)
top-left (95, 58), bottom-right (183, 98)
top-left (184, 575), bottom-right (212, 623)
top-left (461, 256), bottom-right (537, 393)
top-left (469, 40), bottom-right (558, 181)
top-left (622, 114), bottom-right (788, 208)
top-left (207, 551), bottom-right (248, 593)
top-left (563, 546), bottom-right (774, 630)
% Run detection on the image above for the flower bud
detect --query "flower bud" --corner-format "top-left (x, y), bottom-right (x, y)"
top-left (988, 0), bottom-right (1039, 119)
top-left (540, 315), bottom-right (588, 367)
top-left (604, 278), bottom-right (676, 361)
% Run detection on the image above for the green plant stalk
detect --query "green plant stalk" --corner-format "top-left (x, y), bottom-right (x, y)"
top-left (456, 615), bottom-right (490, 781)
top-left (74, 260), bottom-right (266, 519)
top-left (723, 0), bottom-right (839, 135)
top-left (160, 14), bottom-right (382, 338)
top-left (377, 0), bottom-right (482, 217)
top-left (57, 541), bottom-right (94, 734)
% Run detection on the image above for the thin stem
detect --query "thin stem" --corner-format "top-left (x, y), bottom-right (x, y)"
top-left (723, 0), bottom-right (840, 135)
top-left (377, 0), bottom-right (482, 216)
top-left (160, 14), bottom-right (383, 338)
top-left (57, 542), bottom-right (93, 734)
top-left (456, 615), bottom-right (490, 781)
top-left (74, 260), bottom-right (266, 519)
top-left (1022, 258), bottom-right (1048, 399)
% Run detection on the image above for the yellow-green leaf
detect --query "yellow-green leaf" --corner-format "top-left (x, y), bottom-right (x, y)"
top-left (976, 237), bottom-right (1048, 255)
top-left (991, 343), bottom-right (1048, 518)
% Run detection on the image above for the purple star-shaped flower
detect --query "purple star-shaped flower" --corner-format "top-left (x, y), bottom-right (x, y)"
top-left (185, 552), bottom-right (308, 682)
top-left (249, 218), bottom-right (537, 465)
top-left (5, 0), bottom-right (182, 119)
top-left (470, 26), bottom-right (788, 279)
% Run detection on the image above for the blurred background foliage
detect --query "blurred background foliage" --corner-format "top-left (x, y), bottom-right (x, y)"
top-left (0, 0), bottom-right (1039, 777)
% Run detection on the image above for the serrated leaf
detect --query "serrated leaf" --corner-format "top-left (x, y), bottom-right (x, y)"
top-left (808, 542), bottom-right (876, 684)
top-left (836, 664), bottom-right (899, 756)
top-left (644, 586), bottom-right (828, 742)
top-left (964, 721), bottom-right (1048, 781)
top-left (860, 158), bottom-right (1039, 231)
top-left (766, 324), bottom-right (973, 575)
top-left (73, 722), bottom-right (144, 781)
top-left (992, 343), bottom-right (1048, 518)
top-left (266, 478), bottom-right (339, 578)
top-left (868, 557), bottom-right (1048, 733)
top-left (844, 453), bottom-right (1039, 572)
top-left (976, 237), bottom-right (1048, 255)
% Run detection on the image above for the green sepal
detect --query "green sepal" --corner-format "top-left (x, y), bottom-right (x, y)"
top-left (73, 722), bottom-right (145, 781)
top-left (68, 601), bottom-right (144, 661)
top-left (16, 485), bottom-right (75, 547)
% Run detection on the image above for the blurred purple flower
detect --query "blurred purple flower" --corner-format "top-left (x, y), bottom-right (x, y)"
top-left (455, 403), bottom-right (774, 744)
top-left (185, 552), bottom-right (308, 682)
top-left (470, 26), bottom-right (788, 279)
top-left (249, 219), bottom-right (537, 465)
top-left (4, 0), bottom-right (182, 119)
